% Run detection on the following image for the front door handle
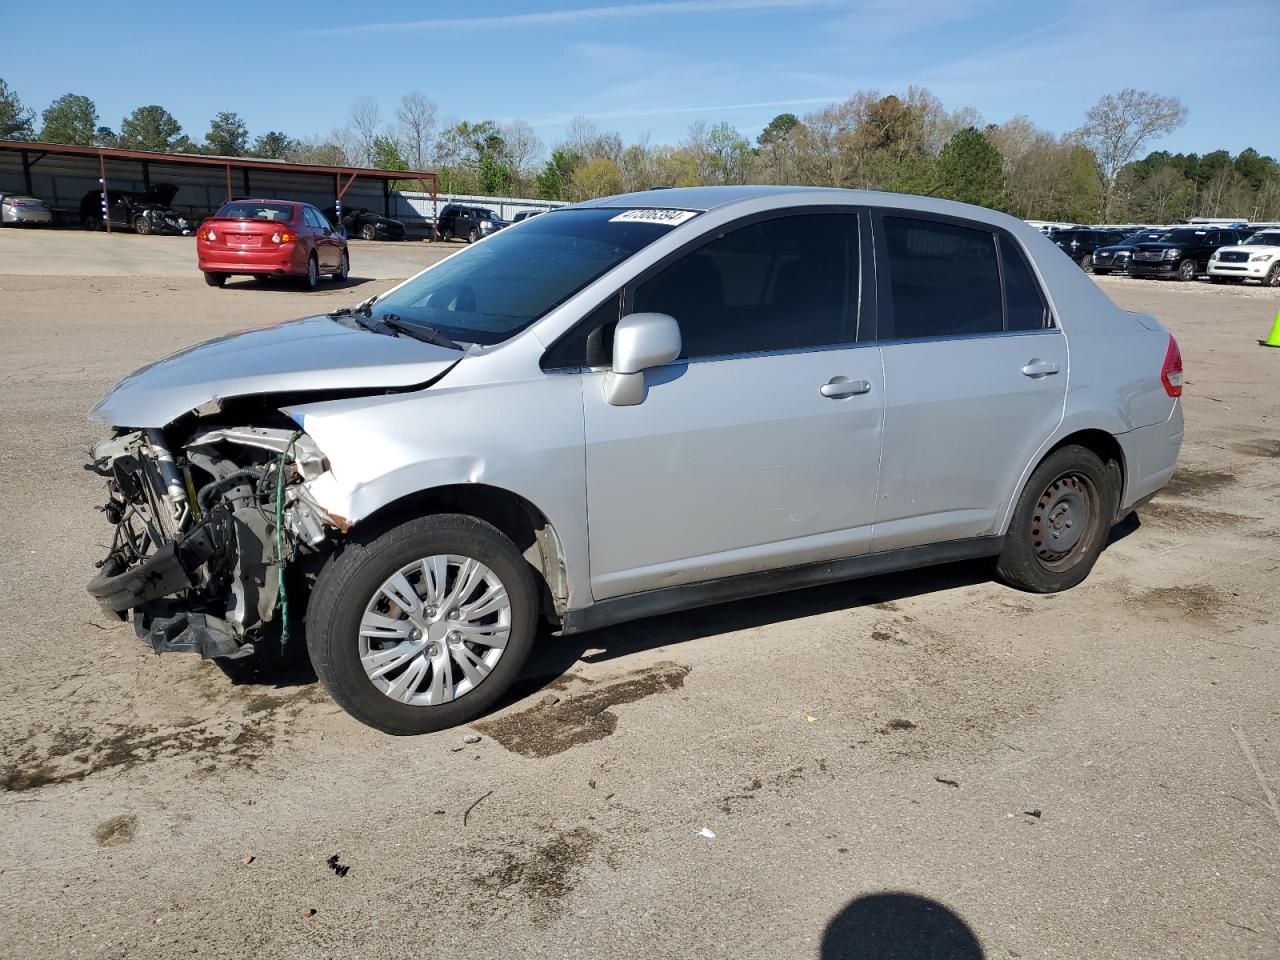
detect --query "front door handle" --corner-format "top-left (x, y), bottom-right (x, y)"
top-left (820, 376), bottom-right (872, 399)
top-left (1021, 358), bottom-right (1059, 378)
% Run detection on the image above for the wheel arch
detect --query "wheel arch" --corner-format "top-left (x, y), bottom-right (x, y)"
top-left (346, 482), bottom-right (570, 624)
top-left (997, 426), bottom-right (1129, 534)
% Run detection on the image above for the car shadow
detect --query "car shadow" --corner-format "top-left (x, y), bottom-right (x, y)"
top-left (218, 275), bottom-right (379, 291)
top-left (216, 526), bottom-right (1137, 708)
top-left (821, 892), bottom-right (984, 959)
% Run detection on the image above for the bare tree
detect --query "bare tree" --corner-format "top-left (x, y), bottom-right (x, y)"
top-left (349, 97), bottom-right (382, 166)
top-left (1069, 89), bottom-right (1188, 218)
top-left (396, 92), bottom-right (437, 171)
top-left (498, 120), bottom-right (544, 176)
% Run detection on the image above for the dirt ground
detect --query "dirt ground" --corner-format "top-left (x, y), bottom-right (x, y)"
top-left (0, 234), bottom-right (1277, 959)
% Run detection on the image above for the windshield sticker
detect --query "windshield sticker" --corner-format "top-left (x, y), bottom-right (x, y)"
top-left (608, 209), bottom-right (699, 226)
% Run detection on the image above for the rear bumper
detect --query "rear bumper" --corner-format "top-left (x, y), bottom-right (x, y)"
top-left (1117, 401), bottom-right (1184, 512)
top-left (198, 242), bottom-right (306, 275)
top-left (4, 209), bottom-right (53, 224)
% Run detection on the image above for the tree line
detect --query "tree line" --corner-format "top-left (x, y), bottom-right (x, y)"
top-left (3, 77), bottom-right (1278, 223)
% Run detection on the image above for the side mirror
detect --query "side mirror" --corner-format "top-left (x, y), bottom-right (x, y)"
top-left (604, 312), bottom-right (681, 406)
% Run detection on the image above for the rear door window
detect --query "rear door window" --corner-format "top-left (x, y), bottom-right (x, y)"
top-left (880, 216), bottom-right (1003, 339)
top-left (630, 212), bottom-right (859, 359)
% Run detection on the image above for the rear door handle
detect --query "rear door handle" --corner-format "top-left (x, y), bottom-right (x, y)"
top-left (1021, 358), bottom-right (1059, 378)
top-left (821, 376), bottom-right (872, 399)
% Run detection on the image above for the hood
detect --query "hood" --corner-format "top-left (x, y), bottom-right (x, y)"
top-left (1216, 243), bottom-right (1280, 254)
top-left (90, 315), bottom-right (463, 428)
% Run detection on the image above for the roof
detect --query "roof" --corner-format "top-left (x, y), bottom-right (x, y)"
top-left (574, 185), bottom-right (837, 211)
top-left (0, 139), bottom-right (436, 184)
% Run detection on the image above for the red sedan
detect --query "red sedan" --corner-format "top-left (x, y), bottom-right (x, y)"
top-left (196, 199), bottom-right (349, 290)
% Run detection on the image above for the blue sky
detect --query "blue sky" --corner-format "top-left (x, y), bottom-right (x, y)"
top-left (4, 0), bottom-right (1276, 158)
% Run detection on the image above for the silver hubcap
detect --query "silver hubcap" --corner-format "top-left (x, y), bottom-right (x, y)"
top-left (358, 555), bottom-right (511, 706)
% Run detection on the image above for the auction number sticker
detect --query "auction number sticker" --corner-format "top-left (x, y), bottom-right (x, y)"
top-left (608, 209), bottom-right (699, 225)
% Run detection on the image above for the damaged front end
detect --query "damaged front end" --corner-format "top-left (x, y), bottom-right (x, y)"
top-left (86, 424), bottom-right (334, 659)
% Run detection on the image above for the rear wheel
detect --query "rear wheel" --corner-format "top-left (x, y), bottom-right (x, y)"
top-left (1177, 258), bottom-right (1197, 281)
top-left (441, 227), bottom-right (453, 242)
top-left (302, 254), bottom-right (319, 291)
top-left (203, 271), bottom-right (226, 287)
top-left (307, 514), bottom-right (538, 735)
top-left (996, 445), bottom-right (1119, 593)
top-left (333, 250), bottom-right (349, 282)
top-left (133, 215), bottom-right (152, 235)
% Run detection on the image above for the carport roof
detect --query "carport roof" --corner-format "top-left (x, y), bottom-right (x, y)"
top-left (0, 139), bottom-right (437, 186)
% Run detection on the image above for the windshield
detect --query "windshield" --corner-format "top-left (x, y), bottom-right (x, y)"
top-left (1244, 231), bottom-right (1280, 245)
top-left (215, 201), bottom-right (294, 222)
top-left (1157, 230), bottom-right (1204, 244)
top-left (368, 208), bottom-right (692, 345)
top-left (1124, 231), bottom-right (1163, 243)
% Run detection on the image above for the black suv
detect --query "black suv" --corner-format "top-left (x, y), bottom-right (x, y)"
top-left (1049, 228), bottom-right (1130, 270)
top-left (1128, 228), bottom-right (1246, 281)
top-left (435, 204), bottom-right (508, 242)
top-left (1090, 229), bottom-right (1167, 275)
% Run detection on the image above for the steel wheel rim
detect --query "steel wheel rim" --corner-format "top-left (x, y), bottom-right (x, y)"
top-left (1030, 472), bottom-right (1097, 571)
top-left (358, 554), bottom-right (511, 706)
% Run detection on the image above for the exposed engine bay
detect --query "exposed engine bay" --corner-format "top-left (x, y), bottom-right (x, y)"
top-left (86, 421), bottom-right (335, 659)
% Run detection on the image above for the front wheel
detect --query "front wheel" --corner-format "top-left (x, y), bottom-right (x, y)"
top-left (133, 215), bottom-right (152, 235)
top-left (1177, 258), bottom-right (1197, 281)
top-left (1266, 263), bottom-right (1280, 287)
top-left (467, 227), bottom-right (480, 243)
top-left (307, 514), bottom-right (538, 734)
top-left (361, 223), bottom-right (377, 241)
top-left (1079, 254), bottom-right (1093, 273)
top-left (203, 271), bottom-right (226, 287)
top-left (995, 444), bottom-right (1119, 593)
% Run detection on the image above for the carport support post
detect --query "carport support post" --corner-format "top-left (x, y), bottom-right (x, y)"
top-left (383, 177), bottom-right (391, 218)
top-left (141, 160), bottom-right (151, 192)
top-left (20, 150), bottom-right (33, 195)
top-left (98, 151), bottom-right (111, 234)
top-left (224, 163), bottom-right (232, 202)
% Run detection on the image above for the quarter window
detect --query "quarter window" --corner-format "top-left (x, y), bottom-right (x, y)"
top-left (631, 213), bottom-right (859, 359)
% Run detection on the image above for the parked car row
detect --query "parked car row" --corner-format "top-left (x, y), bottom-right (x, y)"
top-left (1049, 223), bottom-right (1280, 286)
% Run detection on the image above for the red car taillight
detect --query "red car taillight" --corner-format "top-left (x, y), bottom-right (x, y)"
top-left (1161, 335), bottom-right (1183, 397)
top-left (270, 230), bottom-right (295, 244)
top-left (198, 226), bottom-right (216, 241)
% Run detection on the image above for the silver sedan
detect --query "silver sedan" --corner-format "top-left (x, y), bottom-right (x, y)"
top-left (87, 186), bottom-right (1184, 734)
top-left (0, 194), bottom-right (53, 225)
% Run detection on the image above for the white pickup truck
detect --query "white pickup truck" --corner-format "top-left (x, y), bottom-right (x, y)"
top-left (1207, 228), bottom-right (1280, 286)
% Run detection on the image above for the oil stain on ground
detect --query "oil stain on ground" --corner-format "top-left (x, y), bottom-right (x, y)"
top-left (472, 827), bottom-right (599, 924)
top-left (1161, 466), bottom-right (1236, 500)
top-left (1231, 438), bottom-right (1280, 459)
top-left (475, 662), bottom-right (690, 759)
top-left (1131, 583), bottom-right (1225, 622)
top-left (93, 814), bottom-right (138, 847)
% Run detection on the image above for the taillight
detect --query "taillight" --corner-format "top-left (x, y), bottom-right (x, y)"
top-left (270, 231), bottom-right (295, 244)
top-left (1161, 335), bottom-right (1183, 397)
top-left (199, 227), bottom-right (217, 241)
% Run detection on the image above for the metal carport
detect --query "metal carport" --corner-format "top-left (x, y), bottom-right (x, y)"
top-left (0, 140), bottom-right (438, 234)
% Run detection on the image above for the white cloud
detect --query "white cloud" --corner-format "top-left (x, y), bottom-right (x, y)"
top-left (312, 0), bottom-right (844, 35)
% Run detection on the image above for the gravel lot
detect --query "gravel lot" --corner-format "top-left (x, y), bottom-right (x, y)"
top-left (1, 232), bottom-right (1277, 959)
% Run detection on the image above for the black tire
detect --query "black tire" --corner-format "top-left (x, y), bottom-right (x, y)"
top-left (203, 271), bottom-right (226, 287)
top-left (1177, 258), bottom-right (1197, 281)
top-left (361, 223), bottom-right (377, 241)
top-left (1266, 263), bottom-right (1280, 287)
top-left (467, 226), bottom-right (480, 243)
top-left (995, 444), bottom-right (1119, 593)
top-left (307, 514), bottom-right (538, 735)
top-left (333, 250), bottom-right (349, 282)
top-left (133, 215), bottom-right (152, 235)
top-left (301, 254), bottom-right (320, 291)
